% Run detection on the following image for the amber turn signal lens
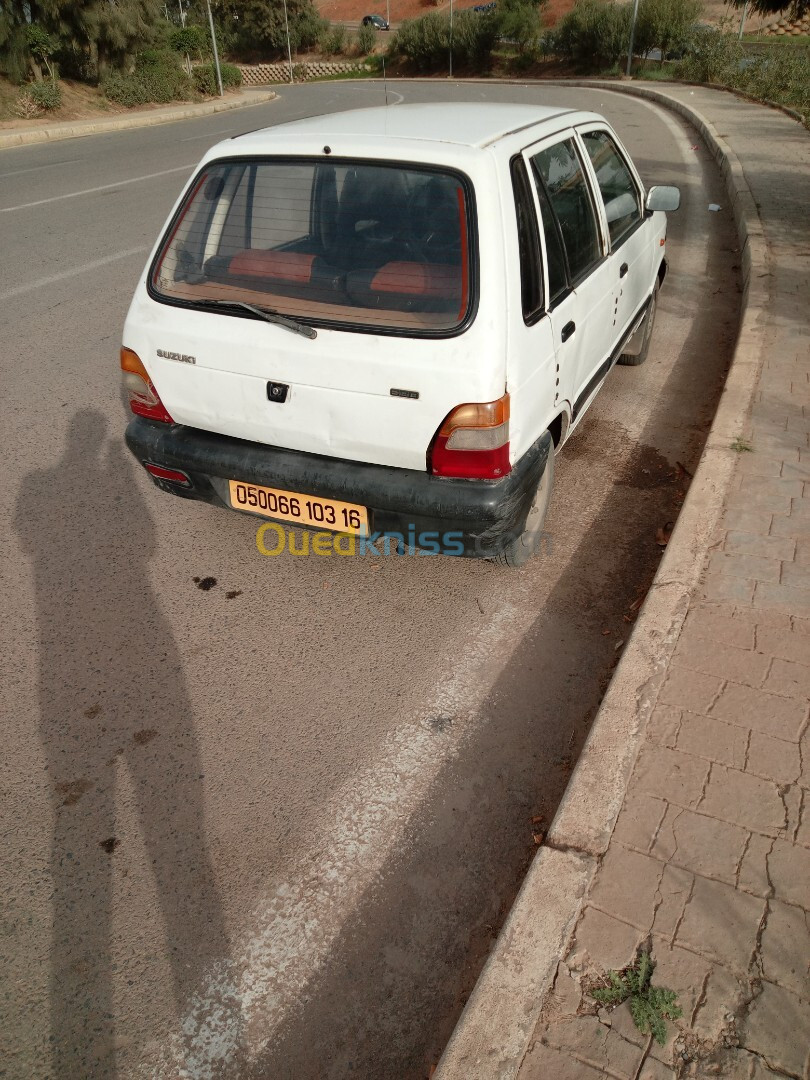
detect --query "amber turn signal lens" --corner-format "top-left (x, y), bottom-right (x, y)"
top-left (438, 394), bottom-right (510, 437)
top-left (120, 347), bottom-right (174, 424)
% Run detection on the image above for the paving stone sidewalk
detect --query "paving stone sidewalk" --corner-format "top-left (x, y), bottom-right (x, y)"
top-left (519, 89), bottom-right (810, 1080)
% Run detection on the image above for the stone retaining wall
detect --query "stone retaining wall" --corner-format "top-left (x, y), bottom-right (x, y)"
top-left (237, 61), bottom-right (368, 84)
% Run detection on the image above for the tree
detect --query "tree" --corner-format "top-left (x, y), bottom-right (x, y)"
top-left (550, 0), bottom-right (632, 68)
top-left (25, 23), bottom-right (59, 79)
top-left (496, 0), bottom-right (546, 54)
top-left (635, 0), bottom-right (702, 61)
top-left (230, 0), bottom-right (326, 57)
top-left (0, 2), bottom-right (33, 82)
top-left (728, 0), bottom-right (808, 17)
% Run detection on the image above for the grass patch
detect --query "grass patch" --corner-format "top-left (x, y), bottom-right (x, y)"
top-left (730, 436), bottom-right (754, 452)
top-left (741, 34), bottom-right (810, 46)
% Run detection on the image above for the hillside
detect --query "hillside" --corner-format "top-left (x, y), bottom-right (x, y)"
top-left (318, 0), bottom-right (770, 32)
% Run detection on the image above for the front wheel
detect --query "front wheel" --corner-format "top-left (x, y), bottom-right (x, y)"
top-left (494, 441), bottom-right (555, 569)
top-left (618, 282), bottom-right (658, 367)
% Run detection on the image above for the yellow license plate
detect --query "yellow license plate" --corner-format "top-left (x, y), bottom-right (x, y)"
top-left (228, 479), bottom-right (368, 535)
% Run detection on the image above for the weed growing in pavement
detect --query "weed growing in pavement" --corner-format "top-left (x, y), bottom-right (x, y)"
top-left (589, 948), bottom-right (682, 1045)
top-left (730, 436), bottom-right (754, 452)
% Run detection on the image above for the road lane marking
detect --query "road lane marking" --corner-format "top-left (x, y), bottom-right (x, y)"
top-left (180, 128), bottom-right (236, 142)
top-left (0, 246), bottom-right (150, 301)
top-left (141, 598), bottom-right (522, 1078)
top-left (0, 158), bottom-right (79, 178)
top-left (0, 164), bottom-right (194, 213)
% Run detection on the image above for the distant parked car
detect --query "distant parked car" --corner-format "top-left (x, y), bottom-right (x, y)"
top-left (362, 14), bottom-right (389, 29)
top-left (473, 1), bottom-right (497, 10)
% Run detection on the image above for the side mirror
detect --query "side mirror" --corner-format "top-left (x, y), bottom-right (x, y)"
top-left (646, 185), bottom-right (681, 212)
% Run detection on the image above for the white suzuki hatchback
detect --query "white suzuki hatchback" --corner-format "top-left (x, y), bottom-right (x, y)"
top-left (123, 102), bottom-right (679, 565)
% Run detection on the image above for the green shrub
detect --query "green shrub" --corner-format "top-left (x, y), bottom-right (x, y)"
top-left (29, 78), bottom-right (62, 109)
top-left (452, 9), bottom-right (500, 66)
top-left (674, 24), bottom-right (743, 82)
top-left (739, 46), bottom-right (810, 117)
top-left (101, 71), bottom-right (151, 106)
top-left (357, 24), bottom-right (377, 54)
top-left (496, 0), bottom-right (544, 54)
top-left (392, 9), bottom-right (497, 70)
top-left (391, 13), bottom-right (451, 70)
top-left (220, 62), bottom-right (242, 87)
top-left (321, 23), bottom-right (348, 55)
top-left (192, 64), bottom-right (217, 95)
top-left (14, 79), bottom-right (62, 116)
top-left (102, 50), bottom-right (192, 106)
top-left (192, 62), bottom-right (243, 95)
top-left (677, 33), bottom-right (809, 120)
top-left (549, 0), bottom-right (632, 68)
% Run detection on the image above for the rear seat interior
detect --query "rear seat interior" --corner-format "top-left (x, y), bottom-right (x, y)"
top-left (202, 167), bottom-right (463, 314)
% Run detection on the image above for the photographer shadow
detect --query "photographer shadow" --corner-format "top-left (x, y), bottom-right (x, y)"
top-left (15, 410), bottom-right (237, 1078)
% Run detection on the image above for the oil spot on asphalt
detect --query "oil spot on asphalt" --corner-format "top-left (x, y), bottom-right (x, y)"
top-left (226, 590), bottom-right (242, 600)
top-left (426, 715), bottom-right (454, 734)
top-left (195, 576), bottom-right (217, 591)
top-left (133, 728), bottom-right (158, 746)
top-left (99, 837), bottom-right (120, 854)
top-left (83, 703), bottom-right (101, 719)
top-left (616, 443), bottom-right (678, 490)
top-left (57, 779), bottom-right (92, 806)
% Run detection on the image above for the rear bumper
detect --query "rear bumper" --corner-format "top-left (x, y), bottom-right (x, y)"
top-left (125, 417), bottom-right (552, 558)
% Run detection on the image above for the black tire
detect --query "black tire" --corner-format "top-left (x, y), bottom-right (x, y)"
top-left (494, 440), bottom-right (555, 569)
top-left (618, 282), bottom-right (658, 367)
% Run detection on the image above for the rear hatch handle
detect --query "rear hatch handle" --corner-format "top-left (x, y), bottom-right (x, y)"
top-left (204, 299), bottom-right (317, 340)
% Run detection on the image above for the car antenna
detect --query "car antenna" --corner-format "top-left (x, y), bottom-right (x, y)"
top-left (383, 56), bottom-right (389, 107)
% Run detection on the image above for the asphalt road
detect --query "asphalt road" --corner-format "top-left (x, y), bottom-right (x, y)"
top-left (0, 81), bottom-right (740, 1080)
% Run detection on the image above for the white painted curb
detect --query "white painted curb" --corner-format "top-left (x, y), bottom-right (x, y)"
top-left (435, 82), bottom-right (771, 1080)
top-left (0, 89), bottom-right (278, 150)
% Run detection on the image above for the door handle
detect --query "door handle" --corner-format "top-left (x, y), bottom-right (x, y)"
top-left (619, 262), bottom-right (629, 278)
top-left (561, 321), bottom-right (576, 342)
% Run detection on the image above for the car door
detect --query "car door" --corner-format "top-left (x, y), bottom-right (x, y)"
top-left (503, 156), bottom-right (558, 464)
top-left (523, 134), bottom-right (616, 424)
top-left (577, 125), bottom-right (650, 341)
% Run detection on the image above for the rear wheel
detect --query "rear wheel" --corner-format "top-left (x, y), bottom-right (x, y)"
top-left (618, 282), bottom-right (658, 367)
top-left (494, 441), bottom-right (555, 569)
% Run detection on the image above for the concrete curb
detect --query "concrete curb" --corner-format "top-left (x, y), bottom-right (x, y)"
top-left (435, 83), bottom-right (771, 1080)
top-left (0, 89), bottom-right (278, 150)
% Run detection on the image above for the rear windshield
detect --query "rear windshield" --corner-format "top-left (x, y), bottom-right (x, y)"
top-left (150, 158), bottom-right (474, 334)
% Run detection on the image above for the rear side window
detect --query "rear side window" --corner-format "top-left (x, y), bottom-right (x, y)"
top-left (581, 130), bottom-right (641, 247)
top-left (510, 158), bottom-right (543, 323)
top-left (151, 159), bottom-right (474, 334)
top-left (530, 139), bottom-right (602, 284)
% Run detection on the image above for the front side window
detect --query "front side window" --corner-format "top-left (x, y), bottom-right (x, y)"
top-left (151, 159), bottom-right (474, 334)
top-left (530, 139), bottom-right (602, 285)
top-left (581, 130), bottom-right (641, 247)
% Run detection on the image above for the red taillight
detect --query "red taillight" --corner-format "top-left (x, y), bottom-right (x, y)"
top-left (429, 394), bottom-right (511, 479)
top-left (143, 463), bottom-right (191, 487)
top-left (121, 347), bottom-right (174, 424)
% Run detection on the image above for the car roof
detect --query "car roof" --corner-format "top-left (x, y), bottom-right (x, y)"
top-left (223, 102), bottom-right (589, 155)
